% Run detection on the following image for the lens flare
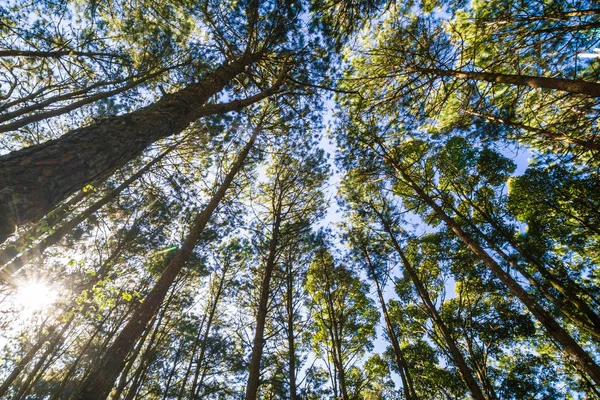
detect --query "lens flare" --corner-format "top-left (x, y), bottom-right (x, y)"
top-left (15, 281), bottom-right (58, 313)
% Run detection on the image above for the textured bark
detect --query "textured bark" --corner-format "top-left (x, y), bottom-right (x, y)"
top-left (415, 67), bottom-right (600, 97)
top-left (0, 51), bottom-right (277, 244)
top-left (74, 126), bottom-right (259, 400)
top-left (387, 157), bottom-right (600, 387)
top-left (285, 261), bottom-right (298, 400)
top-left (245, 213), bottom-right (282, 400)
top-left (0, 143), bottom-right (176, 279)
top-left (373, 208), bottom-right (487, 400)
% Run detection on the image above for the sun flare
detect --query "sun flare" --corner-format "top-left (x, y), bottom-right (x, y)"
top-left (15, 281), bottom-right (58, 313)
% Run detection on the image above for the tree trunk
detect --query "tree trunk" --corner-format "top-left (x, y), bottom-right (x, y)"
top-left (0, 182), bottom-right (94, 266)
top-left (387, 156), bottom-right (600, 386)
top-left (363, 250), bottom-right (417, 400)
top-left (0, 51), bottom-right (280, 244)
top-left (12, 316), bottom-right (75, 399)
top-left (245, 212), bottom-right (282, 400)
top-left (49, 321), bottom-right (104, 400)
top-left (161, 342), bottom-right (184, 400)
top-left (373, 206), bottom-right (486, 400)
top-left (414, 67), bottom-right (600, 97)
top-left (0, 143), bottom-right (178, 278)
top-left (74, 125), bottom-right (260, 400)
top-left (285, 261), bottom-right (298, 400)
top-left (191, 264), bottom-right (230, 397)
top-left (448, 200), bottom-right (600, 339)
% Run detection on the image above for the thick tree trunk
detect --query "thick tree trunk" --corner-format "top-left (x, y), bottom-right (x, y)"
top-left (0, 51), bottom-right (279, 244)
top-left (74, 126), bottom-right (260, 400)
top-left (415, 67), bottom-right (600, 97)
top-left (0, 143), bottom-right (177, 278)
top-left (388, 158), bottom-right (600, 386)
top-left (245, 213), bottom-right (282, 400)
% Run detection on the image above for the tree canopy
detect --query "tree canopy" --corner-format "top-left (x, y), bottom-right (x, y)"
top-left (0, 0), bottom-right (599, 398)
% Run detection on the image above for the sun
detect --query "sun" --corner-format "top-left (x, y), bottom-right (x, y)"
top-left (15, 280), bottom-right (58, 313)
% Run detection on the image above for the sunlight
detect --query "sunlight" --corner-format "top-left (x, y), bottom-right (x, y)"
top-left (15, 281), bottom-right (58, 313)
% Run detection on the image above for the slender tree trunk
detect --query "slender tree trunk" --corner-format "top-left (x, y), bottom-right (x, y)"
top-left (161, 342), bottom-right (184, 400)
top-left (111, 306), bottom-right (164, 400)
top-left (13, 316), bottom-right (75, 399)
top-left (363, 251), bottom-right (417, 400)
top-left (245, 212), bottom-right (282, 400)
top-left (386, 156), bottom-right (600, 386)
top-left (0, 181), bottom-right (95, 266)
top-left (0, 51), bottom-right (281, 244)
top-left (414, 66), bottom-right (600, 96)
top-left (452, 184), bottom-right (600, 311)
top-left (448, 201), bottom-right (600, 338)
top-left (534, 21), bottom-right (600, 34)
top-left (177, 312), bottom-right (207, 400)
top-left (191, 264), bottom-right (230, 397)
top-left (0, 143), bottom-right (178, 278)
top-left (74, 125), bottom-right (260, 400)
top-left (49, 322), bottom-right (104, 400)
top-left (372, 206), bottom-right (486, 400)
top-left (285, 261), bottom-right (298, 400)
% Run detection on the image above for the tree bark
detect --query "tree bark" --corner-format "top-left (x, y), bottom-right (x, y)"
top-left (0, 51), bottom-right (281, 244)
top-left (0, 143), bottom-right (178, 278)
top-left (285, 260), bottom-right (298, 400)
top-left (245, 212), bottom-right (282, 400)
top-left (74, 125), bottom-right (260, 400)
top-left (414, 67), bottom-right (600, 97)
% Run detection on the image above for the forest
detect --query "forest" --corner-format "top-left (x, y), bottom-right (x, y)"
top-left (0, 0), bottom-right (598, 398)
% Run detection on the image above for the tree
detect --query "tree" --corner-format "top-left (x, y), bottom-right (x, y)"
top-left (306, 246), bottom-right (379, 400)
